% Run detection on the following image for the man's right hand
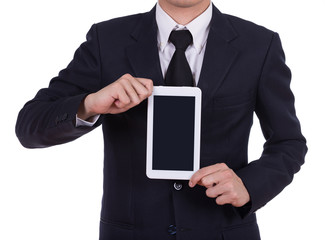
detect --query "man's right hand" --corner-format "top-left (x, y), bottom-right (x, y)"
top-left (77, 74), bottom-right (153, 120)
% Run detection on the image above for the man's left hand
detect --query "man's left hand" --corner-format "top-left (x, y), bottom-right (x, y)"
top-left (189, 163), bottom-right (250, 207)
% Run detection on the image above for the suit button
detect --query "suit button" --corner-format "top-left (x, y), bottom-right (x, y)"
top-left (173, 182), bottom-right (182, 191)
top-left (167, 225), bottom-right (177, 235)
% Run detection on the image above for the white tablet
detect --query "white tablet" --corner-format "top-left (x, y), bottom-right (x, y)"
top-left (146, 86), bottom-right (201, 180)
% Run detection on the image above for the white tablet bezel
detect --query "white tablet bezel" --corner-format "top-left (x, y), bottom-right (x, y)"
top-left (146, 86), bottom-right (201, 180)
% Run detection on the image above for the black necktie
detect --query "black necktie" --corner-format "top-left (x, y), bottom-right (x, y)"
top-left (165, 30), bottom-right (194, 86)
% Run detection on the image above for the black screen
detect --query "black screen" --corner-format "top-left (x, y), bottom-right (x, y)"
top-left (152, 96), bottom-right (195, 171)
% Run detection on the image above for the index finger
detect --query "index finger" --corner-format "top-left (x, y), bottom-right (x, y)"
top-left (189, 163), bottom-right (228, 188)
top-left (135, 77), bottom-right (154, 95)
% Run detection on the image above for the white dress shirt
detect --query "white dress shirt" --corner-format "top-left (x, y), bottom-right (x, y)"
top-left (76, 2), bottom-right (212, 127)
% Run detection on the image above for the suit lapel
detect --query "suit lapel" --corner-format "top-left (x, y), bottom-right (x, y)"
top-left (198, 6), bottom-right (239, 102)
top-left (126, 6), bottom-right (164, 86)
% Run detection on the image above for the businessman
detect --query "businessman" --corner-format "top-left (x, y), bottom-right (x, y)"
top-left (16, 0), bottom-right (307, 239)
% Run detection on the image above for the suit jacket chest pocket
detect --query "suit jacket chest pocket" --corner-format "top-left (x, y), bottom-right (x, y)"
top-left (202, 91), bottom-right (256, 127)
top-left (212, 91), bottom-right (256, 110)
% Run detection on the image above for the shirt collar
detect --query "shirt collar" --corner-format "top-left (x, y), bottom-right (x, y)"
top-left (156, 2), bottom-right (212, 53)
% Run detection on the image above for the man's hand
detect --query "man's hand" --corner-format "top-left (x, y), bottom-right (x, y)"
top-left (189, 163), bottom-right (250, 207)
top-left (77, 74), bottom-right (153, 120)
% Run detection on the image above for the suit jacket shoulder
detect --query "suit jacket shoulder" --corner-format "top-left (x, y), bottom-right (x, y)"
top-left (96, 12), bottom-right (144, 33)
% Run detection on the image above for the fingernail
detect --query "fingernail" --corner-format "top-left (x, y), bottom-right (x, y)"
top-left (189, 181), bottom-right (193, 187)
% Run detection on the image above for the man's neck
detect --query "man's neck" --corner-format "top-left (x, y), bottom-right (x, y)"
top-left (158, 0), bottom-right (211, 25)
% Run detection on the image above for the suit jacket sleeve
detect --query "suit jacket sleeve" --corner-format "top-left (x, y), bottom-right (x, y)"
top-left (236, 33), bottom-right (307, 216)
top-left (16, 24), bottom-right (103, 148)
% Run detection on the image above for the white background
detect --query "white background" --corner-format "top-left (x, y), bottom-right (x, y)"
top-left (0, 0), bottom-right (324, 239)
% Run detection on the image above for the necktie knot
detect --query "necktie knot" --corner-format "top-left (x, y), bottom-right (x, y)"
top-left (169, 30), bottom-right (193, 51)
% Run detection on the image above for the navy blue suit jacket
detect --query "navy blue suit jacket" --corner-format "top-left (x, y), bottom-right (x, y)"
top-left (16, 5), bottom-right (307, 240)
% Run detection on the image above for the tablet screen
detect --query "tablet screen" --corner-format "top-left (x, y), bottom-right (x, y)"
top-left (152, 96), bottom-right (195, 171)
